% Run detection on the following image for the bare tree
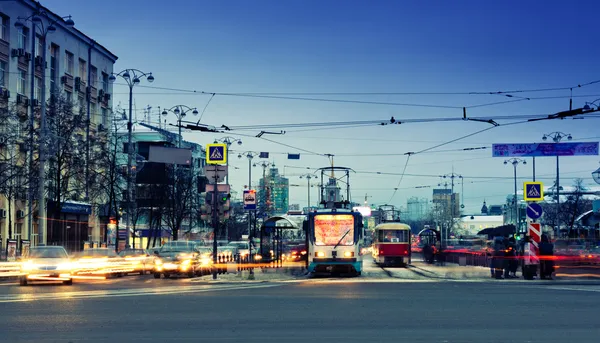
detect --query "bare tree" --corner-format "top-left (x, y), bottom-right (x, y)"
top-left (88, 115), bottom-right (127, 248)
top-left (564, 178), bottom-right (593, 237)
top-left (0, 102), bottom-right (28, 240)
top-left (44, 95), bottom-right (87, 249)
top-left (163, 165), bottom-right (195, 241)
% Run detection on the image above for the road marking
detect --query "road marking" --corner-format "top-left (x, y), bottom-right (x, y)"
top-left (543, 286), bottom-right (600, 293)
top-left (0, 283), bottom-right (281, 303)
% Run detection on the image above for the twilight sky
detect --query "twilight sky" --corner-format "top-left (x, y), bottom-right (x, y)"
top-left (42, 0), bottom-right (600, 213)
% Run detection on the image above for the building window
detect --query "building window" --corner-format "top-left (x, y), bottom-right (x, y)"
top-left (18, 27), bottom-right (28, 50)
top-left (90, 66), bottom-right (97, 87)
top-left (34, 77), bottom-right (42, 101)
top-left (0, 60), bottom-right (6, 88)
top-left (35, 35), bottom-right (43, 57)
top-left (0, 14), bottom-right (8, 42)
top-left (102, 107), bottom-right (108, 126)
top-left (90, 101), bottom-right (97, 124)
top-left (65, 90), bottom-right (72, 103)
top-left (78, 59), bottom-right (86, 80)
top-left (101, 72), bottom-right (109, 93)
top-left (65, 51), bottom-right (74, 75)
top-left (50, 44), bottom-right (59, 94)
top-left (17, 69), bottom-right (26, 95)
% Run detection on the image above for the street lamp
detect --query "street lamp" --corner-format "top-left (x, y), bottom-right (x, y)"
top-left (504, 158), bottom-right (526, 232)
top-left (542, 132), bottom-right (572, 238)
top-left (238, 151), bottom-right (259, 279)
top-left (109, 69), bottom-right (154, 250)
top-left (15, 11), bottom-right (75, 246)
top-left (593, 166), bottom-right (600, 185)
top-left (161, 105), bottom-right (198, 148)
top-left (440, 172), bottom-right (462, 246)
top-left (213, 137), bottom-right (242, 186)
top-left (253, 161), bottom-right (273, 219)
top-left (299, 173), bottom-right (316, 210)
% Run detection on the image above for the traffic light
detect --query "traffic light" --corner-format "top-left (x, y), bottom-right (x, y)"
top-left (200, 192), bottom-right (214, 221)
top-left (218, 192), bottom-right (231, 221)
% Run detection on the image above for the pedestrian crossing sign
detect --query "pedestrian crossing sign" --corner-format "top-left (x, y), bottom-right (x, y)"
top-left (206, 143), bottom-right (227, 165)
top-left (523, 181), bottom-right (544, 201)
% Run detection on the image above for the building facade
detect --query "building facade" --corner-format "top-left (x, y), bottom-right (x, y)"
top-left (0, 0), bottom-right (117, 253)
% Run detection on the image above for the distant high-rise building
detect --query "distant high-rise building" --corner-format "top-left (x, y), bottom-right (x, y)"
top-left (258, 165), bottom-right (289, 216)
top-left (406, 197), bottom-right (430, 221)
top-left (432, 189), bottom-right (460, 217)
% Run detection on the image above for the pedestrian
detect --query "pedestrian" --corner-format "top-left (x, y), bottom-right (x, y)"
top-left (539, 234), bottom-right (554, 280)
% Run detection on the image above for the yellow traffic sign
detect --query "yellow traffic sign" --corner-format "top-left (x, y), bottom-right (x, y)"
top-left (206, 143), bottom-right (227, 165)
top-left (523, 181), bottom-right (544, 201)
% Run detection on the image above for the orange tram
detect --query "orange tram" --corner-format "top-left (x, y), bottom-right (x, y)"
top-left (372, 222), bottom-right (412, 267)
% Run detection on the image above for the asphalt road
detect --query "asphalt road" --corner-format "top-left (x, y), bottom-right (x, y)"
top-left (2, 262), bottom-right (600, 343)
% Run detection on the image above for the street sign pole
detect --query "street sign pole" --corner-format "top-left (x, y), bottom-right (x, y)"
top-left (211, 172), bottom-right (219, 280)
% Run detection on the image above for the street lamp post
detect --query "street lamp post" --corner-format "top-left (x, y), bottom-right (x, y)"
top-left (440, 172), bottom-right (462, 247)
top-left (161, 105), bottom-right (198, 148)
top-left (543, 132), bottom-right (572, 238)
top-left (109, 69), bottom-right (154, 250)
top-left (299, 174), bottom-right (315, 210)
top-left (504, 158), bottom-right (526, 232)
top-left (214, 137), bottom-right (242, 241)
top-left (16, 11), bottom-right (75, 246)
top-left (159, 105), bottom-right (198, 244)
top-left (238, 151), bottom-right (258, 279)
top-left (253, 161), bottom-right (272, 219)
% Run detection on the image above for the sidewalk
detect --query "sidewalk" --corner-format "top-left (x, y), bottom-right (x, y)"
top-left (412, 261), bottom-right (600, 284)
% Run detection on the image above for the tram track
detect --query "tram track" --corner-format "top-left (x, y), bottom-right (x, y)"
top-left (376, 259), bottom-right (443, 280)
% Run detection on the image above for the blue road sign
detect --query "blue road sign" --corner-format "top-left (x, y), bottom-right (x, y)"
top-left (492, 142), bottom-right (599, 157)
top-left (206, 143), bottom-right (227, 164)
top-left (524, 182), bottom-right (544, 201)
top-left (243, 190), bottom-right (257, 210)
top-left (526, 202), bottom-right (543, 220)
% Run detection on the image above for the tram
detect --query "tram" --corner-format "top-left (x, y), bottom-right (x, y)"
top-left (306, 167), bottom-right (364, 276)
top-left (372, 222), bottom-right (412, 266)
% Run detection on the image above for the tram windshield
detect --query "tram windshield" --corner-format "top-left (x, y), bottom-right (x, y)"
top-left (378, 230), bottom-right (410, 243)
top-left (314, 214), bottom-right (355, 246)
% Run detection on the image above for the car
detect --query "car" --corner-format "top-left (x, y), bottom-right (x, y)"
top-left (19, 246), bottom-right (74, 286)
top-left (154, 241), bottom-right (201, 279)
top-left (73, 248), bottom-right (129, 278)
top-left (118, 249), bottom-right (153, 275)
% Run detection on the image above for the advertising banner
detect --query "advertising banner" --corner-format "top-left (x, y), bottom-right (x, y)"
top-left (20, 240), bottom-right (31, 259)
top-left (6, 239), bottom-right (18, 262)
top-left (492, 142), bottom-right (598, 157)
top-left (314, 214), bottom-right (354, 246)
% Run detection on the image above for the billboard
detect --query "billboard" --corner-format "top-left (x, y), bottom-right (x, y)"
top-left (492, 142), bottom-right (599, 157)
top-left (148, 146), bottom-right (192, 165)
top-left (313, 214), bottom-right (354, 246)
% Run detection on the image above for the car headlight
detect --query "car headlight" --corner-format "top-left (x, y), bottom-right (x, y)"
top-left (201, 258), bottom-right (211, 265)
top-left (22, 261), bottom-right (35, 271)
top-left (155, 259), bottom-right (163, 265)
top-left (56, 263), bottom-right (74, 271)
top-left (254, 254), bottom-right (262, 260)
top-left (181, 259), bottom-right (191, 265)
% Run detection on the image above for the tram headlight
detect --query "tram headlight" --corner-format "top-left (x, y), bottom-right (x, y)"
top-left (316, 251), bottom-right (325, 258)
top-left (344, 251), bottom-right (354, 258)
